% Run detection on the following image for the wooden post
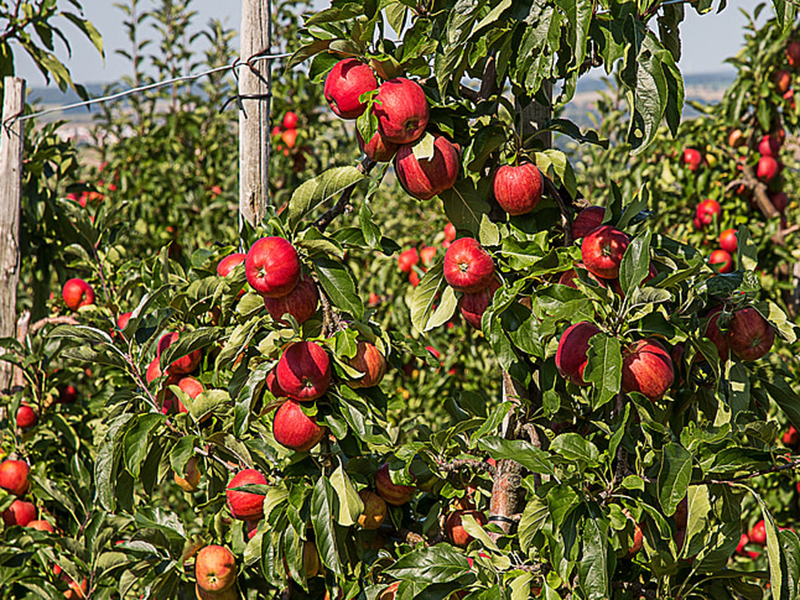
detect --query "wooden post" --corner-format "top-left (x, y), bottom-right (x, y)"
top-left (239, 0), bottom-right (272, 229)
top-left (0, 77), bottom-right (24, 394)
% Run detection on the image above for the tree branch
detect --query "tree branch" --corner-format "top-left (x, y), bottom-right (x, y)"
top-left (542, 175), bottom-right (574, 246)
top-left (436, 458), bottom-right (496, 478)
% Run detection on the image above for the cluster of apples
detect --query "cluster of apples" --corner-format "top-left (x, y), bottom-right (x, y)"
top-left (396, 222), bottom-right (456, 287)
top-left (144, 331), bottom-right (205, 415)
top-left (443, 237), bottom-right (502, 330)
top-left (736, 519), bottom-right (768, 560)
top-left (692, 198), bottom-right (744, 274)
top-left (773, 39), bottom-right (800, 114)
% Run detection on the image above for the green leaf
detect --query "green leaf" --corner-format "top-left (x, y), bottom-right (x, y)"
top-left (329, 464), bottom-right (364, 527)
top-left (386, 545), bottom-right (471, 583)
top-left (409, 260), bottom-right (448, 332)
top-left (286, 167), bottom-right (366, 231)
top-left (583, 335), bottom-right (621, 410)
top-left (478, 437), bottom-right (555, 476)
top-left (550, 433), bottom-right (600, 466)
top-left (123, 414), bottom-right (164, 477)
top-left (311, 477), bottom-right (344, 577)
top-left (619, 231), bottom-right (652, 295)
top-left (312, 258), bottom-right (363, 319)
top-left (160, 328), bottom-right (221, 373)
top-left (439, 179), bottom-right (492, 236)
top-left (577, 506), bottom-right (610, 600)
top-left (658, 443), bottom-right (692, 517)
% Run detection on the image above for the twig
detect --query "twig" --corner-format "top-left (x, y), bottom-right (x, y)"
top-left (30, 314), bottom-right (79, 334)
top-left (695, 458), bottom-right (800, 485)
top-left (313, 158), bottom-right (375, 233)
top-left (542, 176), bottom-right (574, 246)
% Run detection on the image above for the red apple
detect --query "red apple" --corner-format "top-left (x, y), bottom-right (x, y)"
top-left (324, 58), bottom-right (378, 119)
top-left (581, 226), bottom-right (629, 279)
top-left (719, 229), bottom-right (738, 254)
top-left (394, 134), bottom-right (459, 200)
top-left (695, 199), bottom-right (721, 228)
top-left (783, 425), bottom-right (799, 446)
top-left (709, 249), bottom-right (733, 273)
top-left (492, 163), bottom-right (543, 216)
top-left (281, 129), bottom-right (298, 149)
top-left (273, 399), bottom-right (326, 452)
top-left (749, 520), bottom-right (767, 546)
top-left (409, 271), bottom-right (421, 287)
top-left (374, 78), bottom-right (430, 144)
top-left (266, 370), bottom-right (285, 398)
top-left (2, 499), bottom-right (36, 526)
top-left (623, 520), bottom-right (644, 559)
top-left (195, 545), bottom-right (237, 592)
top-left (683, 148), bottom-right (703, 171)
top-left (217, 253), bottom-right (246, 277)
top-left (26, 519), bottom-right (54, 533)
top-left (245, 237), bottom-right (301, 298)
top-left (445, 510), bottom-right (487, 548)
top-left (704, 307), bottom-right (730, 362)
top-left (558, 264), bottom-right (606, 289)
top-left (444, 222), bottom-right (456, 243)
top-left (174, 376), bottom-right (204, 414)
top-left (117, 311), bottom-right (132, 331)
top-left (347, 341), bottom-right (387, 389)
top-left (356, 129), bottom-right (399, 162)
top-left (375, 463), bottom-right (415, 506)
top-left (398, 248), bottom-right (419, 273)
top-left (275, 341), bottom-right (331, 401)
top-left (282, 111), bottom-right (298, 130)
top-left (226, 469), bottom-right (267, 521)
top-left (358, 490), bottom-right (387, 530)
top-left (62, 278), bottom-right (94, 310)
top-left (0, 460), bottom-right (29, 495)
top-left (16, 404), bottom-right (37, 429)
top-left (58, 385), bottom-right (77, 404)
top-left (787, 40), bottom-right (800, 68)
top-left (174, 455), bottom-right (201, 492)
top-left (621, 339), bottom-right (674, 401)
top-left (443, 238), bottom-right (495, 293)
top-left (774, 69), bottom-right (791, 94)
top-left (759, 133), bottom-right (782, 157)
top-left (246, 519), bottom-right (260, 540)
top-left (757, 155), bottom-right (780, 182)
top-left (263, 274), bottom-right (319, 325)
top-left (728, 307), bottom-right (774, 361)
top-left (157, 332), bottom-right (202, 376)
top-left (420, 245), bottom-right (437, 265)
top-left (571, 206), bottom-right (606, 239)
top-left (770, 191), bottom-right (788, 213)
top-left (556, 322), bottom-right (601, 386)
top-left (461, 278), bottom-right (500, 329)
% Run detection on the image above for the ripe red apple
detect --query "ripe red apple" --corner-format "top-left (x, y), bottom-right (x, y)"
top-left (358, 490), bottom-right (387, 530)
top-left (394, 134), bottom-right (459, 200)
top-left (63, 576), bottom-right (88, 600)
top-left (621, 339), bottom-right (674, 402)
top-left (409, 271), bottom-right (421, 287)
top-left (266, 370), bottom-right (286, 398)
top-left (174, 456), bottom-right (201, 492)
top-left (749, 520), bottom-right (767, 546)
top-left (26, 519), bottom-right (54, 533)
top-left (282, 111), bottom-right (298, 130)
top-left (263, 274), bottom-right (319, 325)
top-left (787, 40), bottom-right (800, 68)
top-left (695, 199), bottom-right (721, 228)
top-left (374, 78), bottom-right (430, 144)
top-left (623, 520), bottom-right (644, 559)
top-left (273, 399), bottom-right (326, 452)
top-left (58, 385), bottom-right (77, 404)
top-left (226, 469), bottom-right (267, 521)
top-left (581, 226), bottom-right (629, 279)
top-left (728, 307), bottom-right (774, 361)
top-left (461, 278), bottom-right (500, 329)
top-left (783, 425), bottom-right (799, 446)
top-left (347, 341), bottom-right (387, 389)
top-left (62, 278), bottom-right (94, 310)
top-left (771, 191), bottom-right (788, 213)
top-left (719, 229), bottom-right (738, 254)
top-left (757, 155), bottom-right (780, 182)
top-left (157, 332), bottom-right (202, 376)
top-left (420, 245), bottom-right (437, 265)
top-left (571, 206), bottom-right (606, 239)
top-left (704, 307), bottom-right (730, 362)
top-left (728, 129), bottom-right (745, 148)
top-left (444, 222), bottom-right (456, 243)
top-left (492, 163), bottom-right (543, 216)
top-left (245, 237), bottom-right (301, 298)
top-left (709, 249), bottom-right (733, 273)
top-left (281, 129), bottom-right (298, 149)
top-left (175, 376), bottom-right (205, 414)
top-left (116, 311), bottom-right (132, 332)
top-left (217, 252), bottom-right (246, 277)
top-left (445, 510), bottom-right (487, 548)
top-left (375, 463), bottom-right (415, 506)
top-left (0, 460), bottom-right (29, 495)
top-left (759, 134), bottom-right (782, 157)
top-left (398, 248), bottom-right (419, 273)
top-left (356, 129), bottom-right (399, 162)
top-left (2, 499), bottom-right (36, 526)
top-left (246, 519), bottom-right (260, 540)
top-left (195, 545), bottom-right (237, 592)
top-left (275, 341), bottom-right (331, 401)
top-left (324, 58), bottom-right (378, 119)
top-left (683, 148), bottom-right (703, 171)
top-left (556, 322), bottom-right (601, 385)
top-left (443, 238), bottom-right (495, 293)
top-left (16, 404), bottom-right (37, 429)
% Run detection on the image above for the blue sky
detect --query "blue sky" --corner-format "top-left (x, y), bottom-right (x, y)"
top-left (14, 0), bottom-right (762, 87)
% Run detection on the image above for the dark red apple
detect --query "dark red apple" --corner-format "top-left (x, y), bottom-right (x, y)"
top-left (273, 399), bottom-right (326, 452)
top-left (621, 339), bottom-right (674, 401)
top-left (226, 469), bottom-right (267, 521)
top-left (728, 307), bottom-right (774, 361)
top-left (374, 78), bottom-right (430, 144)
top-left (683, 148), bottom-right (703, 171)
top-left (555, 322), bottom-right (601, 386)
top-left (581, 226), bottom-right (629, 279)
top-left (217, 253), bottom-right (246, 277)
top-left (266, 370), bottom-right (286, 398)
top-left (757, 155), bottom-right (780, 182)
top-left (704, 307), bottom-right (730, 362)
top-left (394, 134), bottom-right (459, 200)
top-left (783, 425), bottom-right (799, 446)
top-left (275, 341), bottom-right (332, 401)
top-left (571, 206), bottom-right (606, 239)
top-left (709, 249), bottom-right (733, 273)
top-left (323, 58), bottom-right (378, 119)
top-left (62, 278), bottom-right (94, 310)
top-left (2, 499), bottom-right (36, 526)
top-left (759, 133), bottom-right (782, 156)
top-left (16, 404), bottom-right (37, 429)
top-left (771, 191), bottom-right (788, 213)
top-left (558, 264), bottom-right (606, 289)
top-left (695, 199), bottom-right (721, 228)
top-left (58, 385), bottom-right (77, 404)
top-left (356, 129), bottom-right (399, 162)
top-left (263, 274), bottom-right (319, 325)
top-left (445, 510), bottom-right (487, 548)
top-left (461, 279), bottom-right (500, 329)
top-left (0, 460), bottom-right (29, 495)
top-left (719, 229), bottom-right (738, 254)
top-left (245, 237), bottom-right (301, 298)
top-left (157, 332), bottom-right (202, 375)
top-left (443, 238), bottom-right (495, 293)
top-left (347, 341), bottom-right (387, 389)
top-left (492, 163), bottom-right (543, 216)
top-left (398, 248), bottom-right (419, 273)
top-left (787, 41), bottom-right (800, 68)
top-left (375, 463), bottom-right (415, 506)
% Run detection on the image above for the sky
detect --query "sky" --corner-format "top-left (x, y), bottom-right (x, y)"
top-left (13, 0), bottom-right (763, 88)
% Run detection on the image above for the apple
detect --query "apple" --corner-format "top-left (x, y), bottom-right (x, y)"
top-left (443, 237), bottom-right (495, 293)
top-left (719, 229), bottom-right (738, 254)
top-left (282, 111), bottom-right (298, 130)
top-left (787, 40), bottom-right (800, 68)
top-left (445, 509), bottom-right (487, 548)
top-left (704, 307), bottom-right (730, 362)
top-left (728, 307), bottom-right (774, 361)
top-left (374, 78), bottom-right (430, 144)
top-left (556, 322), bottom-right (602, 386)
top-left (375, 463), bottom-right (415, 506)
top-left (217, 252), bottom-right (246, 277)
top-left (62, 278), bottom-right (94, 310)
top-left (324, 58), bottom-right (378, 119)
top-left (398, 248), bottom-right (419, 273)
top-left (26, 519), bottom-right (55, 533)
top-left (409, 271), bottom-right (421, 287)
top-left (757, 155), bottom-right (780, 182)
top-left (117, 311), bottom-right (132, 331)
top-left (275, 341), bottom-right (331, 401)
top-left (492, 163), bottom-right (543, 216)
top-left (749, 520), bottom-right (767, 546)
top-left (263, 273), bottom-right (319, 325)
top-left (58, 385), bottom-right (78, 404)
top-left (557, 264), bottom-right (606, 289)
top-left (695, 199), bottom-right (721, 229)
top-left (675, 497), bottom-right (688, 530)
top-left (175, 376), bottom-right (204, 413)
top-left (0, 460), bottom-right (29, 495)
top-left (444, 222), bottom-right (456, 244)
top-left (771, 191), bottom-right (788, 213)
top-left (303, 540), bottom-right (320, 578)
top-left (581, 226), bottom-right (629, 279)
top-left (245, 237), bottom-right (301, 298)
top-left (157, 332), bottom-right (202, 376)
top-left (266, 370), bottom-right (285, 398)
top-left (273, 399), bottom-right (326, 452)
top-left (728, 129), bottom-right (745, 148)
top-left (394, 134), bottom-right (459, 200)
top-left (347, 341), bottom-right (387, 389)
top-left (356, 129), bottom-right (399, 163)
top-left (281, 128), bottom-right (298, 149)
top-left (622, 521), bottom-right (644, 559)
top-left (736, 532), bottom-right (760, 559)
top-left (571, 206), bottom-right (606, 239)
top-left (621, 339), bottom-right (674, 402)
top-left (461, 278), bottom-right (500, 329)
top-left (783, 425), bottom-right (799, 446)
top-left (195, 545), bottom-right (237, 592)
top-left (246, 519), bottom-right (260, 540)
top-left (683, 148), bottom-right (703, 171)
top-left (174, 456), bottom-right (202, 492)
top-left (16, 404), bottom-right (37, 429)
top-left (759, 133), bottom-right (782, 156)
top-left (358, 490), bottom-right (387, 530)
top-left (420, 245), bottom-right (437, 265)
top-left (63, 576), bottom-right (88, 600)
top-left (226, 469), bottom-right (267, 521)
top-left (709, 249), bottom-right (733, 273)
top-left (2, 499), bottom-right (36, 526)
top-left (774, 69), bottom-right (791, 94)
